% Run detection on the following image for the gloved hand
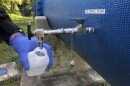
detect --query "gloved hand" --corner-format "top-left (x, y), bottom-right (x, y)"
top-left (10, 34), bottom-right (52, 71)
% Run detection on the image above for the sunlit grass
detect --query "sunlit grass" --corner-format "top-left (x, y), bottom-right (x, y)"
top-left (9, 13), bottom-right (35, 34)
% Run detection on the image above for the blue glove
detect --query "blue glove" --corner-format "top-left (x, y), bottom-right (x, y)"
top-left (10, 34), bottom-right (52, 71)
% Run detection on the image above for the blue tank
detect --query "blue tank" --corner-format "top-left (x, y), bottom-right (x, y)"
top-left (35, 0), bottom-right (130, 86)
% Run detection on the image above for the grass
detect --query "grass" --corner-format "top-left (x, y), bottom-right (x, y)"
top-left (0, 76), bottom-right (21, 86)
top-left (0, 13), bottom-right (34, 86)
top-left (9, 13), bottom-right (35, 34)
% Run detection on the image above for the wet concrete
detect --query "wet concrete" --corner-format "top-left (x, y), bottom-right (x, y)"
top-left (36, 69), bottom-right (106, 86)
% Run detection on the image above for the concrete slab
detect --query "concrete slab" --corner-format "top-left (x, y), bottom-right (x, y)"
top-left (40, 70), bottom-right (106, 86)
top-left (0, 62), bottom-right (19, 82)
top-left (21, 69), bottom-right (107, 86)
top-left (20, 69), bottom-right (38, 86)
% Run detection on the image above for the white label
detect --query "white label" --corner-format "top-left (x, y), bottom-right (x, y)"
top-left (85, 9), bottom-right (105, 14)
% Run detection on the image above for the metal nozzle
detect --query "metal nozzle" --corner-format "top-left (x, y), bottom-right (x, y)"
top-left (35, 29), bottom-right (44, 49)
top-left (38, 37), bottom-right (43, 49)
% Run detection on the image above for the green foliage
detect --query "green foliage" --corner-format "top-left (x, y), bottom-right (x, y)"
top-left (17, 0), bottom-right (35, 16)
top-left (0, 0), bottom-right (35, 16)
top-left (0, 0), bottom-right (10, 10)
top-left (0, 76), bottom-right (21, 86)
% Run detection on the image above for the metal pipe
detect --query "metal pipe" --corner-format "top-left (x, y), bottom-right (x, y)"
top-left (32, 27), bottom-right (94, 35)
top-left (38, 37), bottom-right (44, 49)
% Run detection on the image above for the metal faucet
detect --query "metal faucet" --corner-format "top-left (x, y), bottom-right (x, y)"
top-left (35, 29), bottom-right (44, 49)
top-left (27, 18), bottom-right (94, 49)
top-left (27, 24), bottom-right (45, 49)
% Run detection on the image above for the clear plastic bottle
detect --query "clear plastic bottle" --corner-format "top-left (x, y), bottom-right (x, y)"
top-left (26, 47), bottom-right (49, 76)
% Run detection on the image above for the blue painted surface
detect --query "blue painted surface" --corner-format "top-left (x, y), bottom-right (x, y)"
top-left (35, 0), bottom-right (44, 16)
top-left (0, 69), bottom-right (7, 75)
top-left (35, 0), bottom-right (130, 86)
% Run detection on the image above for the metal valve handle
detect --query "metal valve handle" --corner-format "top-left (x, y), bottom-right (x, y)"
top-left (70, 18), bottom-right (85, 26)
top-left (27, 24), bottom-right (33, 40)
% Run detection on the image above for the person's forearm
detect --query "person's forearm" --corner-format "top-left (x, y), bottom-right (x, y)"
top-left (10, 32), bottom-right (21, 41)
top-left (0, 8), bottom-right (24, 44)
top-left (0, 20), bottom-right (24, 44)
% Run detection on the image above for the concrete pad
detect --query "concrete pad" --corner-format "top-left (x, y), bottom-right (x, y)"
top-left (0, 62), bottom-right (19, 82)
top-left (20, 69), bottom-right (107, 86)
top-left (20, 69), bottom-right (40, 86)
top-left (35, 69), bottom-right (106, 86)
